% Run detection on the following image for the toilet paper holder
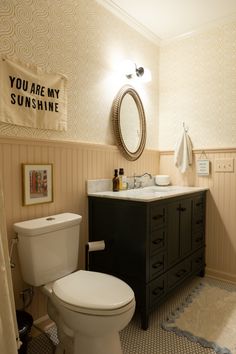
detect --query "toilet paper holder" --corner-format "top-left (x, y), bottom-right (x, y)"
top-left (85, 240), bottom-right (105, 270)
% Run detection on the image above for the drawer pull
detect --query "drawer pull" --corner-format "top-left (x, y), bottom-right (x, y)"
top-left (196, 219), bottom-right (203, 225)
top-left (152, 261), bottom-right (163, 269)
top-left (195, 257), bottom-right (203, 264)
top-left (177, 207), bottom-right (186, 212)
top-left (196, 202), bottom-right (203, 207)
top-left (195, 236), bottom-right (203, 242)
top-left (152, 238), bottom-right (163, 245)
top-left (152, 286), bottom-right (164, 296)
top-left (176, 269), bottom-right (187, 278)
top-left (152, 214), bottom-right (164, 220)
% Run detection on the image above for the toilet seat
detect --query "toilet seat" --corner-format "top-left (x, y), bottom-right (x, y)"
top-left (52, 270), bottom-right (135, 316)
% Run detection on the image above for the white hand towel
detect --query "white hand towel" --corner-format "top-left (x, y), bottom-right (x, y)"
top-left (174, 130), bottom-right (193, 173)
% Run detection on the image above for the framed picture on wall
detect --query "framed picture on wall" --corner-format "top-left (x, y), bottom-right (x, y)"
top-left (22, 164), bottom-right (53, 206)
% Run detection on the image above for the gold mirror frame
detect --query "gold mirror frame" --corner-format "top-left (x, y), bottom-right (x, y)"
top-left (112, 85), bottom-right (146, 161)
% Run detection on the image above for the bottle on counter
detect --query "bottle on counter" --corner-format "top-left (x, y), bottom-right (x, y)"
top-left (118, 168), bottom-right (124, 190)
top-left (112, 169), bottom-right (119, 192)
top-left (119, 168), bottom-right (127, 190)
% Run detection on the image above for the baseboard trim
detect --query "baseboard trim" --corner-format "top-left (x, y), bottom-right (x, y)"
top-left (33, 314), bottom-right (49, 325)
top-left (206, 267), bottom-right (236, 285)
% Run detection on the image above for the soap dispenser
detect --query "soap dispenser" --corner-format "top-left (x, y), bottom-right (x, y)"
top-left (118, 168), bottom-right (124, 190)
top-left (119, 168), bottom-right (127, 190)
top-left (112, 169), bottom-right (119, 192)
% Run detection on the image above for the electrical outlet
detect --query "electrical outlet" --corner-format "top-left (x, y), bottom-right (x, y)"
top-left (214, 158), bottom-right (234, 172)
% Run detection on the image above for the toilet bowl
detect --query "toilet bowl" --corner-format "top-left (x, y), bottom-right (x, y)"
top-left (43, 270), bottom-right (135, 354)
top-left (14, 213), bottom-right (135, 354)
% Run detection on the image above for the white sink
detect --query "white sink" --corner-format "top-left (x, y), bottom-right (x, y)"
top-left (126, 186), bottom-right (177, 194)
top-left (142, 186), bottom-right (176, 193)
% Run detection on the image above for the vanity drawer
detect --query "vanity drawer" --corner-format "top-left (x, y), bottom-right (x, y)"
top-left (192, 195), bottom-right (205, 232)
top-left (149, 274), bottom-right (166, 306)
top-left (192, 230), bottom-right (205, 250)
top-left (192, 216), bottom-right (204, 233)
top-left (150, 228), bottom-right (166, 255)
top-left (192, 248), bottom-right (205, 273)
top-left (167, 259), bottom-right (191, 290)
top-left (149, 253), bottom-right (166, 280)
top-left (150, 206), bottom-right (166, 230)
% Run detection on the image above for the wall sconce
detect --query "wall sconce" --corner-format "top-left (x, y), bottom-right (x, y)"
top-left (122, 60), bottom-right (152, 83)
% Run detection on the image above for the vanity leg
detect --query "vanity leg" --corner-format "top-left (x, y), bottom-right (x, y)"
top-left (199, 268), bottom-right (205, 277)
top-left (141, 311), bottom-right (149, 330)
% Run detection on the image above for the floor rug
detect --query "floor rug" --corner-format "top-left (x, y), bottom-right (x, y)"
top-left (162, 283), bottom-right (236, 354)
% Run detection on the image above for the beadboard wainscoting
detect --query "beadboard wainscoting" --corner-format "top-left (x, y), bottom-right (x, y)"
top-left (160, 149), bottom-right (236, 284)
top-left (1, 136), bottom-right (159, 320)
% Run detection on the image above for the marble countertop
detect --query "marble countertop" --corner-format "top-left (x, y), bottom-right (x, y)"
top-left (88, 185), bottom-right (208, 202)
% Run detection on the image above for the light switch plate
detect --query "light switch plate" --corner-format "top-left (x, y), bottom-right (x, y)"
top-left (214, 158), bottom-right (234, 172)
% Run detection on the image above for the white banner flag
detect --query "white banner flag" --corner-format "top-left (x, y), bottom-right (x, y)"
top-left (0, 57), bottom-right (67, 131)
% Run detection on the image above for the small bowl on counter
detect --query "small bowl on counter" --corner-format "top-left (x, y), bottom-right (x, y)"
top-left (155, 175), bottom-right (171, 186)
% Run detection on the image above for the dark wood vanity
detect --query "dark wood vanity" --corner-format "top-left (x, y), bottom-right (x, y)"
top-left (88, 190), bottom-right (206, 329)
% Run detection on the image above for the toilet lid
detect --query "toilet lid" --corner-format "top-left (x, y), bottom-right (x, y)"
top-left (52, 270), bottom-right (134, 311)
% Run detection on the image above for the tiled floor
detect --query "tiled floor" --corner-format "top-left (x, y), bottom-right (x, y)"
top-left (28, 276), bottom-right (236, 354)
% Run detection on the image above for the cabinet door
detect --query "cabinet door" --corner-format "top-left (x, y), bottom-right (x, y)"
top-left (167, 198), bottom-right (192, 267)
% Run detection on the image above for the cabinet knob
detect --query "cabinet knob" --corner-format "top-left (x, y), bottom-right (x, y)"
top-left (152, 261), bottom-right (163, 269)
top-left (195, 236), bottom-right (203, 242)
top-left (152, 214), bottom-right (163, 220)
top-left (195, 257), bottom-right (203, 264)
top-left (152, 286), bottom-right (164, 296)
top-left (176, 207), bottom-right (186, 212)
top-left (176, 269), bottom-right (187, 278)
top-left (152, 238), bottom-right (163, 245)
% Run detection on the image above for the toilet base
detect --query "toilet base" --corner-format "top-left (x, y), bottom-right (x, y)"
top-left (73, 331), bottom-right (122, 354)
top-left (47, 297), bottom-right (127, 354)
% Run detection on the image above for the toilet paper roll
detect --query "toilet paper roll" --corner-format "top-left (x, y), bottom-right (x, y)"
top-left (87, 240), bottom-right (105, 252)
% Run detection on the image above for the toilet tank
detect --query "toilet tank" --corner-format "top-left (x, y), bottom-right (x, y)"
top-left (14, 213), bottom-right (82, 287)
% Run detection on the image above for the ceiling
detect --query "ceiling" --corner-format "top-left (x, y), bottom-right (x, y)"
top-left (102, 0), bottom-right (236, 41)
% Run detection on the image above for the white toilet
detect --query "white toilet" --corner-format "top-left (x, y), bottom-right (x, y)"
top-left (14, 213), bottom-right (135, 354)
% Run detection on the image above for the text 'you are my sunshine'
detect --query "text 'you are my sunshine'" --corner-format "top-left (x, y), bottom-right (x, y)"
top-left (9, 76), bottom-right (61, 112)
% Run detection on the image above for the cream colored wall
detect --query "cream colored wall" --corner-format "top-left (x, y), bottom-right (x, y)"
top-left (159, 19), bottom-right (236, 150)
top-left (0, 0), bottom-right (159, 149)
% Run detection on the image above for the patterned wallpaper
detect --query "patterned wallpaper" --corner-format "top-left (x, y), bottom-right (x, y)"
top-left (159, 20), bottom-right (236, 150)
top-left (2, 1), bottom-right (235, 152)
top-left (0, 0), bottom-right (159, 149)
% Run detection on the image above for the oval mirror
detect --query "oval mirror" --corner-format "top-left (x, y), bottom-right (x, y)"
top-left (112, 85), bottom-right (146, 161)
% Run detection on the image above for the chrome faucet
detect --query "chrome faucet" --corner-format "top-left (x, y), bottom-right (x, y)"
top-left (134, 172), bottom-right (152, 188)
